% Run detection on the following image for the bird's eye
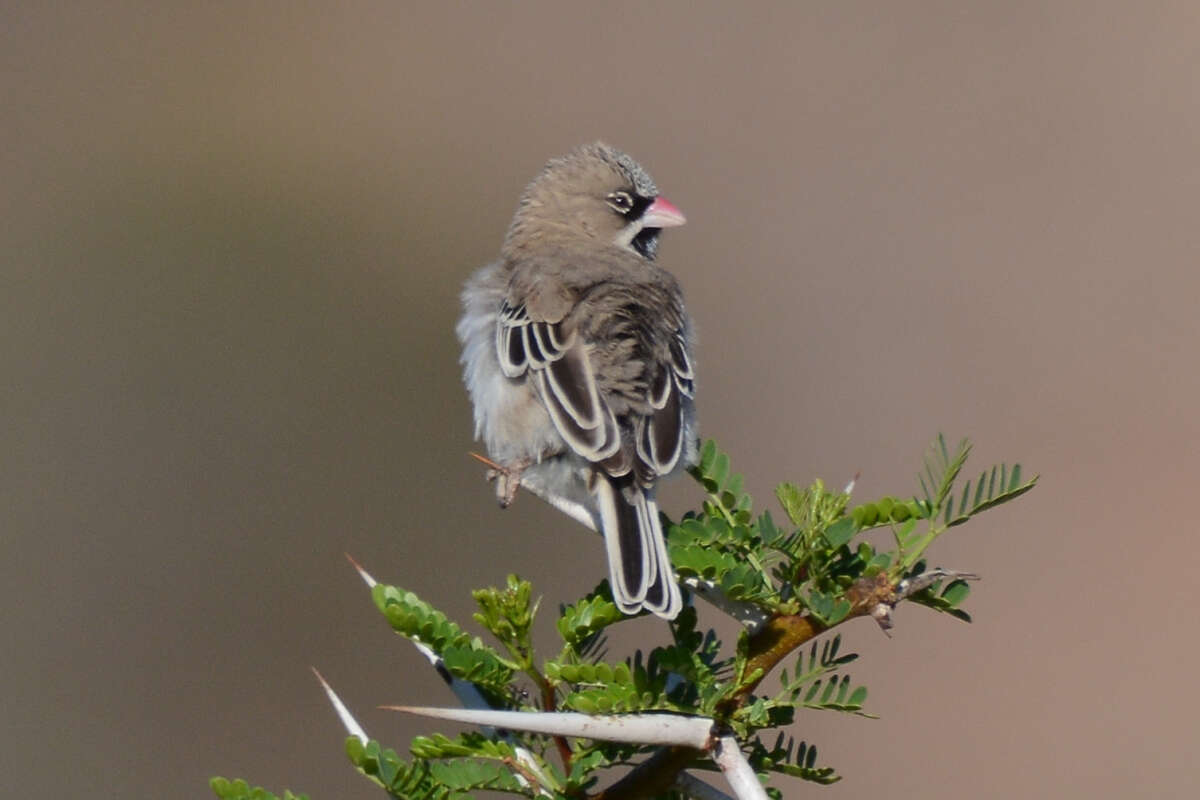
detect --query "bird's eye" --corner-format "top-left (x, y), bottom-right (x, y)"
top-left (606, 191), bottom-right (634, 215)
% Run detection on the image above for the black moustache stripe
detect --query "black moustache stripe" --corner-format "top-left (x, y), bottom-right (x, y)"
top-left (628, 193), bottom-right (654, 220)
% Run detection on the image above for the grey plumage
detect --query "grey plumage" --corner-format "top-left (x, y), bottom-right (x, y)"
top-left (457, 142), bottom-right (698, 619)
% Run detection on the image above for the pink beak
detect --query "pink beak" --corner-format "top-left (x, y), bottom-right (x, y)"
top-left (642, 196), bottom-right (687, 228)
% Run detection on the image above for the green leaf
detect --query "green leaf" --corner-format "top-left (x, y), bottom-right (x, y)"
top-left (749, 737), bottom-right (841, 785)
top-left (906, 577), bottom-right (974, 623)
top-left (210, 778), bottom-right (308, 800)
top-left (801, 675), bottom-right (874, 716)
top-left (371, 583), bottom-right (514, 696)
top-left (757, 510), bottom-right (784, 545)
top-left (557, 583), bottom-right (624, 647)
top-left (822, 516), bottom-right (857, 548)
top-left (698, 438), bottom-right (717, 474)
top-left (711, 451), bottom-right (730, 491)
top-left (803, 591), bottom-right (852, 626)
top-left (670, 543), bottom-right (744, 581)
top-left (428, 759), bottom-right (526, 793)
top-left (410, 732), bottom-right (515, 761)
top-left (940, 579), bottom-right (971, 607)
top-left (346, 737), bottom-right (525, 797)
top-left (562, 678), bottom-right (647, 713)
top-left (726, 473), bottom-right (744, 501)
top-left (775, 483), bottom-right (806, 526)
top-left (1009, 463), bottom-right (1023, 491)
top-left (945, 464), bottom-right (1039, 527)
top-left (471, 574), bottom-right (537, 661)
top-left (920, 433), bottom-right (972, 515)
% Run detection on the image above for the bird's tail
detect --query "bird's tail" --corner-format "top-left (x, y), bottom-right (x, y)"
top-left (592, 475), bottom-right (683, 619)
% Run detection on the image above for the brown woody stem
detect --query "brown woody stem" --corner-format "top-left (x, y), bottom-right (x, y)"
top-left (591, 745), bottom-right (705, 800)
top-left (731, 572), bottom-right (897, 702)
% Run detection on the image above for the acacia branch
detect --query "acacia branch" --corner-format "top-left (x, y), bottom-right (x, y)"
top-left (591, 573), bottom-right (915, 799)
top-left (420, 461), bottom-right (984, 799)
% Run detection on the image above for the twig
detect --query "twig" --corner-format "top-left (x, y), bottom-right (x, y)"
top-left (872, 567), bottom-right (980, 633)
top-left (896, 567), bottom-right (980, 598)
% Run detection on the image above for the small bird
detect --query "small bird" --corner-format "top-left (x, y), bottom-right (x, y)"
top-left (457, 143), bottom-right (698, 619)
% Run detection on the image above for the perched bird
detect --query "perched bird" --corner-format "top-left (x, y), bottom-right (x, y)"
top-left (457, 143), bottom-right (698, 619)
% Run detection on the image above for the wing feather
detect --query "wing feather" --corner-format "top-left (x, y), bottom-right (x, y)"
top-left (497, 301), bottom-right (530, 377)
top-left (499, 300), bottom-right (621, 461)
top-left (523, 325), bottom-right (546, 368)
top-left (636, 372), bottom-right (684, 476)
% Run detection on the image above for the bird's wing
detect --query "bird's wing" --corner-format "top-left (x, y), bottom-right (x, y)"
top-left (496, 298), bottom-right (622, 463)
top-left (496, 289), bottom-right (693, 484)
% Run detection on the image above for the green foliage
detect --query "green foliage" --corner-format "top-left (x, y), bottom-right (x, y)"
top-left (409, 732), bottom-right (518, 761)
top-left (372, 583), bottom-right (515, 700)
top-left (895, 435), bottom-right (1038, 571)
top-left (473, 575), bottom-right (539, 668)
top-left (918, 434), bottom-right (973, 516)
top-left (944, 461), bottom-right (1037, 528)
top-left (210, 778), bottom-right (308, 800)
top-left (673, 437), bottom-right (1030, 625)
top-left (669, 441), bottom-right (778, 607)
top-left (777, 635), bottom-right (858, 702)
top-left (730, 633), bottom-right (873, 743)
top-left (748, 736), bottom-right (840, 786)
top-left (691, 440), bottom-right (754, 527)
top-left (215, 435), bottom-right (1034, 800)
top-left (346, 737), bottom-right (529, 798)
top-left (555, 581), bottom-right (623, 649)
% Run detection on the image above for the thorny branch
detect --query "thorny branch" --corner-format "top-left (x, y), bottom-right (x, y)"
top-left (451, 463), bottom-right (980, 799)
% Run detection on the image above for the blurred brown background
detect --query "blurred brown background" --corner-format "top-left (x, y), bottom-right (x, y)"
top-left (4, 2), bottom-right (1197, 797)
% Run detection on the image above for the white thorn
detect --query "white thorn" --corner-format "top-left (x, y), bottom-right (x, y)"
top-left (345, 553), bottom-right (377, 587)
top-left (311, 668), bottom-right (368, 744)
top-left (683, 577), bottom-right (770, 631)
top-left (384, 706), bottom-right (714, 749)
top-left (713, 734), bottom-right (769, 800)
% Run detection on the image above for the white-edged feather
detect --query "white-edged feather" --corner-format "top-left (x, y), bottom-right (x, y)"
top-left (594, 478), bottom-right (643, 611)
top-left (636, 493), bottom-right (682, 618)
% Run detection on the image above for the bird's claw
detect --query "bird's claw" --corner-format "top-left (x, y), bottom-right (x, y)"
top-left (492, 468), bottom-right (523, 508)
top-left (469, 452), bottom-right (527, 508)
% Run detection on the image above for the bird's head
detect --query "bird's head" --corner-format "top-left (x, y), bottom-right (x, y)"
top-left (503, 142), bottom-right (685, 261)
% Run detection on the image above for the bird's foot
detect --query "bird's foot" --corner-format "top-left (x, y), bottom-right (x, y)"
top-left (469, 452), bottom-right (530, 508)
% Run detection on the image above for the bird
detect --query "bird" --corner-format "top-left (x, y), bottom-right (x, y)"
top-left (456, 142), bottom-right (698, 620)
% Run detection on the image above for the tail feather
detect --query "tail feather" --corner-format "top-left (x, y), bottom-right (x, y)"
top-left (593, 475), bottom-right (682, 620)
top-left (639, 493), bottom-right (680, 618)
